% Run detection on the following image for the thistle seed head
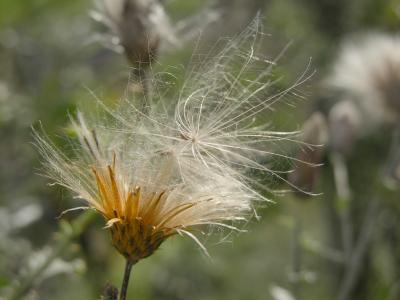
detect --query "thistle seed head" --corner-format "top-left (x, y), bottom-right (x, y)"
top-left (35, 19), bottom-right (309, 260)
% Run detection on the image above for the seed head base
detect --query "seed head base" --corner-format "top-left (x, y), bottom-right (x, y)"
top-left (110, 219), bottom-right (167, 262)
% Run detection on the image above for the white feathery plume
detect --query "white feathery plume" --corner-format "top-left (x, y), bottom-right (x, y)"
top-left (114, 18), bottom-right (313, 194)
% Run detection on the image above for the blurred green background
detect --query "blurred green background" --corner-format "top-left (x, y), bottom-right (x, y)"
top-left (1, 0), bottom-right (400, 299)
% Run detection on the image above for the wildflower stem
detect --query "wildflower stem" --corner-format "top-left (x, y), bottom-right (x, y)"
top-left (119, 260), bottom-right (134, 300)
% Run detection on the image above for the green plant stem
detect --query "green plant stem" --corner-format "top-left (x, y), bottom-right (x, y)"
top-left (119, 260), bottom-right (134, 300)
top-left (6, 211), bottom-right (96, 300)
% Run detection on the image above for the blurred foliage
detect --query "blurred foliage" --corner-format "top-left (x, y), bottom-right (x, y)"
top-left (0, 0), bottom-right (399, 299)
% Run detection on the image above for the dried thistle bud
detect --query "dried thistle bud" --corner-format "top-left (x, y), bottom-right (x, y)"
top-left (328, 99), bottom-right (361, 155)
top-left (288, 112), bottom-right (329, 195)
top-left (92, 0), bottom-right (174, 68)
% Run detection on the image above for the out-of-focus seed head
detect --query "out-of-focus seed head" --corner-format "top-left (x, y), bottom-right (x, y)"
top-left (329, 33), bottom-right (400, 131)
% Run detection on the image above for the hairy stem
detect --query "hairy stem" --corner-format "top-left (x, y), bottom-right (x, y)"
top-left (119, 260), bottom-right (134, 300)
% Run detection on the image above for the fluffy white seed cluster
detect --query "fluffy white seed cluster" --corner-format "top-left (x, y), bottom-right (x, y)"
top-left (35, 20), bottom-right (307, 253)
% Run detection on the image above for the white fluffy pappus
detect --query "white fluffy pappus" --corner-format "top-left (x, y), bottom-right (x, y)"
top-left (34, 19), bottom-right (311, 260)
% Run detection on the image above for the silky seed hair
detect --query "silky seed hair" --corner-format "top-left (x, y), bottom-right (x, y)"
top-left (34, 19), bottom-right (309, 261)
top-left (113, 18), bottom-right (313, 195)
